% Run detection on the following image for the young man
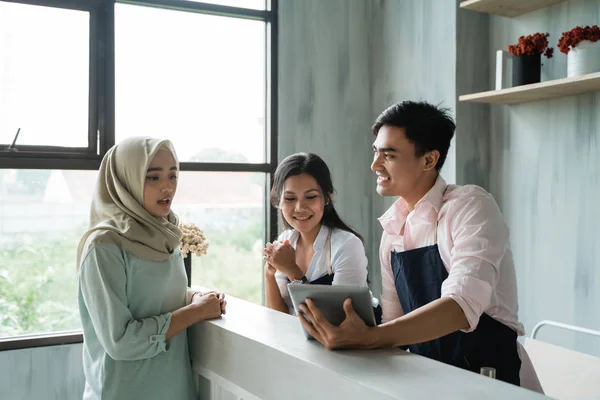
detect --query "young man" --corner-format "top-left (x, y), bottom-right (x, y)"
top-left (298, 101), bottom-right (542, 391)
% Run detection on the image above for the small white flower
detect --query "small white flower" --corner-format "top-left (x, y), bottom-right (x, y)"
top-left (179, 222), bottom-right (209, 258)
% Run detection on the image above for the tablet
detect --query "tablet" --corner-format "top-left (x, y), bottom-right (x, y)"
top-left (287, 284), bottom-right (376, 340)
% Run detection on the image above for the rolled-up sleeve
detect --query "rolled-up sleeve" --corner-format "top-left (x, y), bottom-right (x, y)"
top-left (79, 245), bottom-right (173, 361)
top-left (441, 193), bottom-right (508, 332)
top-left (380, 231), bottom-right (404, 323)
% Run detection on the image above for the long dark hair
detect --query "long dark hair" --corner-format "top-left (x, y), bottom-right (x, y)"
top-left (270, 153), bottom-right (364, 243)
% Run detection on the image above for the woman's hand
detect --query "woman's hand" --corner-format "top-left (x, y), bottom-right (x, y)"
top-left (218, 293), bottom-right (227, 315)
top-left (263, 240), bottom-right (303, 280)
top-left (264, 261), bottom-right (277, 277)
top-left (192, 292), bottom-right (226, 320)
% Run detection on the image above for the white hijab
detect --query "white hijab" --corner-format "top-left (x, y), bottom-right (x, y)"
top-left (77, 137), bottom-right (182, 267)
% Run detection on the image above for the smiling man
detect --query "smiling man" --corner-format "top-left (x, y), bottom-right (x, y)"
top-left (298, 101), bottom-right (542, 391)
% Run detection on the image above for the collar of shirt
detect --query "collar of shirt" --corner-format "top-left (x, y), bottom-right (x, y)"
top-left (378, 174), bottom-right (447, 235)
top-left (288, 224), bottom-right (330, 251)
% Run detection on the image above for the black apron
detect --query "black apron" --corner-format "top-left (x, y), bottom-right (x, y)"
top-left (390, 219), bottom-right (521, 386)
top-left (289, 229), bottom-right (383, 324)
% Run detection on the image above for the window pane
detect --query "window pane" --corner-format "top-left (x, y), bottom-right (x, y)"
top-left (0, 169), bottom-right (97, 338)
top-left (115, 4), bottom-right (266, 163)
top-left (186, 0), bottom-right (265, 10)
top-left (176, 171), bottom-right (265, 304)
top-left (0, 3), bottom-right (89, 148)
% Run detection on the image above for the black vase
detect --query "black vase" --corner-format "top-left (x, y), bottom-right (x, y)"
top-left (512, 54), bottom-right (541, 87)
top-left (183, 255), bottom-right (192, 287)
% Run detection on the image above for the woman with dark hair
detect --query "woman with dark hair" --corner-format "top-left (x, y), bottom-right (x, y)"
top-left (263, 152), bottom-right (371, 315)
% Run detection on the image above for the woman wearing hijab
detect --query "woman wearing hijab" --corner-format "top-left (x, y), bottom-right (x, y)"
top-left (77, 137), bottom-right (226, 400)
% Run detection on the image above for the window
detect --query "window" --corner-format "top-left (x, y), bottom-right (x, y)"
top-left (0, 0), bottom-right (100, 157)
top-left (0, 169), bottom-right (97, 337)
top-left (175, 172), bottom-right (265, 304)
top-left (0, 0), bottom-right (277, 342)
top-left (115, 3), bottom-right (266, 163)
top-left (0, 3), bottom-right (89, 148)
top-left (189, 0), bottom-right (265, 10)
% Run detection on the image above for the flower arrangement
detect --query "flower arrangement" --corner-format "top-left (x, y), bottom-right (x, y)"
top-left (508, 32), bottom-right (554, 58)
top-left (557, 25), bottom-right (600, 54)
top-left (179, 222), bottom-right (209, 258)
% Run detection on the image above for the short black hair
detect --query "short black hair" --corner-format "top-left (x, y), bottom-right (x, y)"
top-left (371, 101), bottom-right (456, 171)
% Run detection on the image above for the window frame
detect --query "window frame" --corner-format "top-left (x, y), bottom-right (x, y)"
top-left (0, 0), bottom-right (278, 350)
top-left (0, 0), bottom-right (107, 159)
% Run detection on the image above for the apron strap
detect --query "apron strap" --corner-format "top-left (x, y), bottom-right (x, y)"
top-left (325, 228), bottom-right (333, 276)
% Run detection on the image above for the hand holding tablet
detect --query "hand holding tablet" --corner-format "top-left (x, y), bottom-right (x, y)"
top-left (287, 284), bottom-right (376, 340)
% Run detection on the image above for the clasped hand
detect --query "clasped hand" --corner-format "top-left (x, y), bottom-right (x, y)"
top-left (263, 240), bottom-right (302, 279)
top-left (192, 291), bottom-right (227, 320)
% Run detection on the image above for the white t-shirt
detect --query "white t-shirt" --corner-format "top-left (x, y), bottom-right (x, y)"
top-left (275, 225), bottom-right (368, 314)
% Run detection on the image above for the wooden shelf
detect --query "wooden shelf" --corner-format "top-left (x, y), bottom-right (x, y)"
top-left (458, 72), bottom-right (600, 104)
top-left (459, 0), bottom-right (568, 17)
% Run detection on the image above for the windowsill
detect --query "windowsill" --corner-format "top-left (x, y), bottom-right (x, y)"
top-left (0, 330), bottom-right (83, 352)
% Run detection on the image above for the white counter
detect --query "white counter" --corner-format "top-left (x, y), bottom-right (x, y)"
top-left (188, 293), bottom-right (548, 400)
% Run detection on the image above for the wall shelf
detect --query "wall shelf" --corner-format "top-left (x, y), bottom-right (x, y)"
top-left (459, 0), bottom-right (568, 17)
top-left (458, 72), bottom-right (600, 104)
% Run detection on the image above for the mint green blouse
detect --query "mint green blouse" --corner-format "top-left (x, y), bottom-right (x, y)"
top-left (78, 242), bottom-right (197, 400)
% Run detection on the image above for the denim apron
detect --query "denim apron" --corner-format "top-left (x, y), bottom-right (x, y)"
top-left (391, 217), bottom-right (521, 385)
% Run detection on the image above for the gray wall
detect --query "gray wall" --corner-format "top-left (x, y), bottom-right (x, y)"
top-left (456, 5), bottom-right (490, 188)
top-left (0, 344), bottom-right (84, 400)
top-left (481, 0), bottom-right (600, 355)
top-left (279, 0), bottom-right (459, 295)
top-left (278, 0), bottom-right (379, 289)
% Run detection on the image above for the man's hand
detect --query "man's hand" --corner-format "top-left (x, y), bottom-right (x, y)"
top-left (298, 298), bottom-right (373, 349)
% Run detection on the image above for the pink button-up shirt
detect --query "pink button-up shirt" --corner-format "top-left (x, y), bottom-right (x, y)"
top-left (379, 175), bottom-right (524, 335)
top-left (378, 175), bottom-right (544, 393)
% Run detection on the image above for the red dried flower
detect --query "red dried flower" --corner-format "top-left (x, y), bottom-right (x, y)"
top-left (557, 25), bottom-right (600, 54)
top-left (508, 32), bottom-right (554, 58)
